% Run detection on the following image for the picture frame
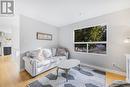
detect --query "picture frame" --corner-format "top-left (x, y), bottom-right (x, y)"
top-left (36, 32), bottom-right (52, 40)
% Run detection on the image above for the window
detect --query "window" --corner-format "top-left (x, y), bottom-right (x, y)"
top-left (74, 25), bottom-right (107, 54)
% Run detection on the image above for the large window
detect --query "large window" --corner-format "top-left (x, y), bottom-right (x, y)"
top-left (74, 25), bottom-right (107, 54)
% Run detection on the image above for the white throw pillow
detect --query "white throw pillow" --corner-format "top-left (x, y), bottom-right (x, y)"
top-left (42, 49), bottom-right (52, 58)
top-left (30, 49), bottom-right (40, 58)
top-left (37, 49), bottom-right (45, 61)
top-left (30, 49), bottom-right (45, 61)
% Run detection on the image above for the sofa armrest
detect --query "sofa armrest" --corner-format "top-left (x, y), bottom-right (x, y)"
top-left (30, 58), bottom-right (39, 66)
top-left (23, 57), bottom-right (38, 64)
top-left (23, 57), bottom-right (40, 76)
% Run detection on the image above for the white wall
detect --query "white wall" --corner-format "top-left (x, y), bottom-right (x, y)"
top-left (20, 15), bottom-right (58, 69)
top-left (0, 15), bottom-right (20, 71)
top-left (59, 9), bottom-right (130, 72)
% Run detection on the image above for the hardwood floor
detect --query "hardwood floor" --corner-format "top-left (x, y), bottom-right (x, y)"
top-left (0, 56), bottom-right (126, 87)
top-left (106, 72), bottom-right (126, 85)
top-left (0, 56), bottom-right (55, 87)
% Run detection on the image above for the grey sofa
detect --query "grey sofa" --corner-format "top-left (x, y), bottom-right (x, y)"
top-left (23, 48), bottom-right (69, 77)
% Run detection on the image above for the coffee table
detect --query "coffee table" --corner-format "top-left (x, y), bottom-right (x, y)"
top-left (56, 59), bottom-right (80, 82)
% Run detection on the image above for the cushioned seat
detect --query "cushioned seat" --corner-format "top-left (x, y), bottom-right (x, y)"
top-left (37, 59), bottom-right (51, 68)
top-left (23, 48), bottom-right (69, 77)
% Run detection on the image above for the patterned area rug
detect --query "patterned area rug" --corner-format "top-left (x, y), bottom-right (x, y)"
top-left (28, 67), bottom-right (106, 87)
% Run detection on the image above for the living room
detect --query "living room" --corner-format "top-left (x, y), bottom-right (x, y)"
top-left (0, 0), bottom-right (130, 87)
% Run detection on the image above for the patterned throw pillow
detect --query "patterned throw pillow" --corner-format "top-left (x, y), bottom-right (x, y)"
top-left (42, 49), bottom-right (52, 58)
top-left (56, 48), bottom-right (67, 56)
top-left (30, 49), bottom-right (40, 58)
top-left (25, 51), bottom-right (31, 57)
top-left (29, 49), bottom-right (45, 61)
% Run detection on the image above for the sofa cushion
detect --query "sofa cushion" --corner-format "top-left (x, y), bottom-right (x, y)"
top-left (42, 49), bottom-right (52, 58)
top-left (37, 56), bottom-right (66, 68)
top-left (36, 56), bottom-right (45, 61)
top-left (37, 59), bottom-right (51, 68)
top-left (51, 48), bottom-right (57, 57)
top-left (51, 56), bottom-right (67, 61)
top-left (26, 49), bottom-right (45, 61)
top-left (36, 49), bottom-right (45, 61)
top-left (56, 48), bottom-right (67, 56)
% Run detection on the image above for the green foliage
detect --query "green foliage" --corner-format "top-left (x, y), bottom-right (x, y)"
top-left (75, 25), bottom-right (106, 42)
top-left (89, 26), bottom-right (103, 41)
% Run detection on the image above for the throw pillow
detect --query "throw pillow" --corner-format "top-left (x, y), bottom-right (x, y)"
top-left (30, 49), bottom-right (45, 61)
top-left (25, 49), bottom-right (45, 61)
top-left (25, 51), bottom-right (31, 57)
top-left (51, 48), bottom-right (57, 57)
top-left (56, 48), bottom-right (67, 56)
top-left (37, 49), bottom-right (45, 61)
top-left (42, 49), bottom-right (52, 58)
top-left (30, 49), bottom-right (40, 58)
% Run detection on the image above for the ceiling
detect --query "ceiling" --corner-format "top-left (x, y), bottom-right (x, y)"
top-left (16, 0), bottom-right (130, 27)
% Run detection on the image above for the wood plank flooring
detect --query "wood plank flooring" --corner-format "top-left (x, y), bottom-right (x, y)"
top-left (0, 56), bottom-right (55, 87)
top-left (0, 56), bottom-right (126, 87)
top-left (106, 72), bottom-right (126, 85)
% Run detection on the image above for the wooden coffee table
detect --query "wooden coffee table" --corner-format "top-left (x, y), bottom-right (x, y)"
top-left (56, 59), bottom-right (80, 82)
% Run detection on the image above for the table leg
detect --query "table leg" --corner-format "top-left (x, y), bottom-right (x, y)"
top-left (78, 64), bottom-right (81, 70)
top-left (56, 67), bottom-right (59, 79)
top-left (65, 69), bottom-right (69, 82)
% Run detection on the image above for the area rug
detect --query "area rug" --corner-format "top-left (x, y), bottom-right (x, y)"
top-left (28, 67), bottom-right (106, 87)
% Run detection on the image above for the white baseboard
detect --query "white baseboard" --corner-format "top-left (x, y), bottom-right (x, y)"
top-left (20, 63), bottom-right (126, 76)
top-left (81, 63), bottom-right (126, 76)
